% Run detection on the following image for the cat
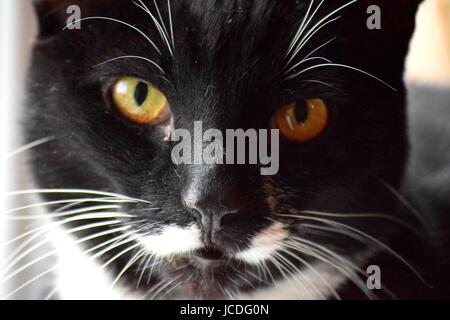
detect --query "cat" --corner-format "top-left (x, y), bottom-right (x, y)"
top-left (16, 0), bottom-right (449, 299)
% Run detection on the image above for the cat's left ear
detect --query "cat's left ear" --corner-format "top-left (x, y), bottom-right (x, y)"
top-left (34, 0), bottom-right (75, 38)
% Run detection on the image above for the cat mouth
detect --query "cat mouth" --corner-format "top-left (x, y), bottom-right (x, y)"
top-left (191, 247), bottom-right (228, 263)
top-left (157, 247), bottom-right (262, 298)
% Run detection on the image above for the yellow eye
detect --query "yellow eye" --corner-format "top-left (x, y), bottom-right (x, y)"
top-left (274, 98), bottom-right (328, 142)
top-left (112, 77), bottom-right (169, 124)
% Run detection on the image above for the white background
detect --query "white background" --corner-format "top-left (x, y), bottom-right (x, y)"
top-left (1, 0), bottom-right (37, 298)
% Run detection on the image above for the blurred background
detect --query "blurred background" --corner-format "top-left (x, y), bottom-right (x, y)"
top-left (0, 0), bottom-right (449, 299)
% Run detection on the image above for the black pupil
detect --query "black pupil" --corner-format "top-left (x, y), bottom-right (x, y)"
top-left (134, 82), bottom-right (149, 106)
top-left (294, 101), bottom-right (308, 123)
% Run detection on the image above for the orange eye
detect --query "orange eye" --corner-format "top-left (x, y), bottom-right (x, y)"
top-left (274, 99), bottom-right (328, 142)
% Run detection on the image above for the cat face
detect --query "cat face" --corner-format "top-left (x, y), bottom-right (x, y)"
top-left (28, 0), bottom-right (422, 298)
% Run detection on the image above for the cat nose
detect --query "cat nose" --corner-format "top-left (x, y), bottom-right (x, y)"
top-left (181, 190), bottom-right (239, 243)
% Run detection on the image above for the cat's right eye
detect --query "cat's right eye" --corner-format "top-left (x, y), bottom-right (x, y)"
top-left (112, 77), bottom-right (171, 125)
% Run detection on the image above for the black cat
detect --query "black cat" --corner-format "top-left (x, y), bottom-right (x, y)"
top-left (22, 0), bottom-right (449, 299)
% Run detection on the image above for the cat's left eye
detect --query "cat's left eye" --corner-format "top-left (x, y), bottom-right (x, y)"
top-left (273, 98), bottom-right (328, 142)
top-left (112, 77), bottom-right (171, 125)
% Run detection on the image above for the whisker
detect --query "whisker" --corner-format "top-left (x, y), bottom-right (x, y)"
top-left (285, 238), bottom-right (375, 299)
top-left (267, 255), bottom-right (306, 299)
top-left (287, 0), bottom-right (357, 66)
top-left (301, 79), bottom-right (336, 88)
top-left (7, 188), bottom-right (149, 203)
top-left (272, 250), bottom-right (324, 299)
top-left (285, 210), bottom-right (425, 286)
top-left (94, 55), bottom-right (165, 73)
top-left (149, 274), bottom-right (182, 300)
top-left (6, 137), bottom-right (53, 159)
top-left (288, 16), bottom-right (341, 66)
top-left (279, 210), bottom-right (421, 235)
top-left (158, 275), bottom-right (187, 300)
top-left (85, 232), bottom-right (136, 256)
top-left (93, 235), bottom-right (138, 260)
top-left (376, 178), bottom-right (427, 227)
top-left (285, 56), bottom-right (332, 75)
top-left (286, 63), bottom-right (397, 91)
top-left (44, 286), bottom-right (59, 301)
top-left (303, 37), bottom-right (337, 61)
top-left (136, 253), bottom-right (155, 288)
top-left (299, 219), bottom-right (426, 283)
top-left (167, 0), bottom-right (174, 48)
top-left (3, 221), bottom-right (127, 272)
top-left (286, 0), bottom-right (320, 58)
top-left (1, 266), bottom-right (57, 300)
top-left (63, 16), bottom-right (162, 55)
top-left (277, 244), bottom-right (340, 299)
top-left (2, 228), bottom-right (133, 300)
top-left (5, 197), bottom-right (135, 214)
top-left (134, 0), bottom-right (173, 55)
top-left (112, 248), bottom-right (147, 287)
top-left (1, 221), bottom-right (129, 281)
top-left (5, 205), bottom-right (125, 221)
top-left (3, 205), bottom-right (130, 247)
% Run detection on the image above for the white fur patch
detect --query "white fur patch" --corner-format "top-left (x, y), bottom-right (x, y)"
top-left (49, 222), bottom-right (352, 300)
top-left (235, 222), bottom-right (287, 264)
top-left (137, 224), bottom-right (203, 257)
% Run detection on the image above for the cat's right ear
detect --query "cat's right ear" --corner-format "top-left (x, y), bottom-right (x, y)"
top-left (34, 0), bottom-right (72, 38)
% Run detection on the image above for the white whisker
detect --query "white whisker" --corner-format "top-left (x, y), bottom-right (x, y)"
top-left (286, 0), bottom-right (317, 57)
top-left (63, 17), bottom-right (162, 55)
top-left (377, 178), bottom-right (427, 227)
top-left (5, 197), bottom-right (135, 214)
top-left (5, 205), bottom-right (125, 221)
top-left (7, 188), bottom-right (149, 203)
top-left (134, 1), bottom-right (173, 55)
top-left (95, 55), bottom-right (165, 73)
top-left (286, 63), bottom-right (397, 91)
top-left (101, 243), bottom-right (142, 270)
top-left (6, 137), bottom-right (53, 159)
top-left (1, 266), bottom-right (57, 300)
top-left (285, 56), bottom-right (332, 75)
top-left (167, 0), bottom-right (174, 48)
top-left (112, 249), bottom-right (146, 287)
top-left (272, 250), bottom-right (324, 299)
top-left (287, 0), bottom-right (357, 66)
top-left (285, 238), bottom-right (375, 299)
top-left (301, 79), bottom-right (336, 88)
top-left (0, 221), bottom-right (128, 281)
top-left (277, 244), bottom-right (340, 299)
top-left (303, 37), bottom-right (337, 61)
top-left (299, 218), bottom-right (426, 283)
top-left (288, 16), bottom-right (341, 66)
top-left (92, 236), bottom-right (137, 259)
top-left (149, 274), bottom-right (182, 300)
